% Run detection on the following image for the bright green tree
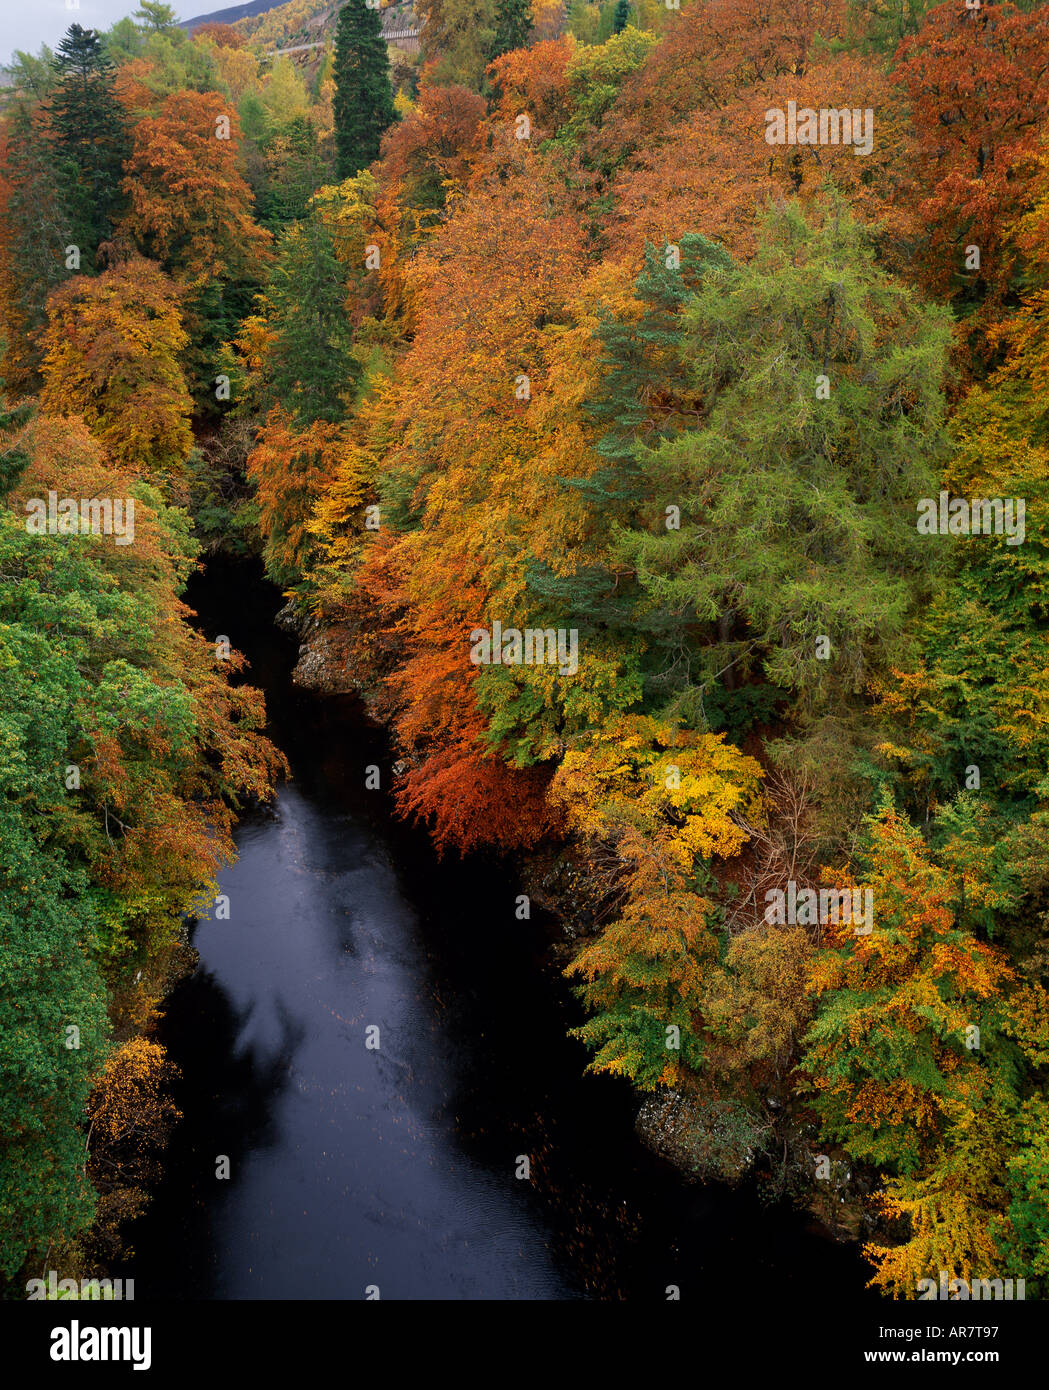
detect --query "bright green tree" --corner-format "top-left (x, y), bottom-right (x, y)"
top-left (263, 215), bottom-right (360, 426)
top-left (617, 200), bottom-right (954, 710)
top-left (132, 1), bottom-right (180, 31)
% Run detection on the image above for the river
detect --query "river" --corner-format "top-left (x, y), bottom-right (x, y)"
top-left (127, 556), bottom-right (872, 1301)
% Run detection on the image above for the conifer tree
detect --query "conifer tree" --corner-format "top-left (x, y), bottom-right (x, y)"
top-left (489, 0), bottom-right (534, 60)
top-left (524, 236), bottom-right (731, 674)
top-left (333, 0), bottom-right (396, 180)
top-left (263, 216), bottom-right (360, 426)
top-left (617, 201), bottom-right (953, 708)
top-left (47, 25), bottom-right (129, 254)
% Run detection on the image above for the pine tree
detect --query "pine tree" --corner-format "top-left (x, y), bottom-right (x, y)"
top-left (612, 0), bottom-right (631, 34)
top-left (333, 0), bottom-right (396, 180)
top-left (47, 25), bottom-right (129, 255)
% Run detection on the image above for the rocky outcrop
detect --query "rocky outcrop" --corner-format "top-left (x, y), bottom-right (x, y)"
top-left (277, 599), bottom-right (365, 696)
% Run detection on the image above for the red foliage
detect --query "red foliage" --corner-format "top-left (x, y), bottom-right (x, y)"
top-left (395, 742), bottom-right (559, 856)
top-left (895, 1), bottom-right (1049, 311)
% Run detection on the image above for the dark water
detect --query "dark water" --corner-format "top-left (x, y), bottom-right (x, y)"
top-left (128, 555), bottom-right (873, 1301)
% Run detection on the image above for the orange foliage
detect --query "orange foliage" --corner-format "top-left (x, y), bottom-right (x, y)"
top-left (192, 22), bottom-right (245, 47)
top-left (895, 1), bottom-right (1049, 316)
top-left (120, 89), bottom-right (272, 292)
top-left (590, 0), bottom-right (851, 167)
top-left (609, 52), bottom-right (912, 265)
top-left (487, 37), bottom-right (577, 137)
top-left (360, 540), bottom-right (561, 855)
top-left (247, 407), bottom-right (352, 584)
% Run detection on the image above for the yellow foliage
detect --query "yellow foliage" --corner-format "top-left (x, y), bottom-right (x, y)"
top-left (549, 713), bottom-right (764, 874)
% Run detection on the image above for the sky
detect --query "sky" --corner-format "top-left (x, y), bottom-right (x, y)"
top-left (0, 0), bottom-right (211, 66)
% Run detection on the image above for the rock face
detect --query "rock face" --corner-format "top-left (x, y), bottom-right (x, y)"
top-left (278, 601), bottom-right (363, 696)
top-left (635, 1090), bottom-right (761, 1184)
top-left (518, 845), bottom-right (612, 940)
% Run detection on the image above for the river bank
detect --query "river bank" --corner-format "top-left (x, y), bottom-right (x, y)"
top-left (119, 553), bottom-right (875, 1300)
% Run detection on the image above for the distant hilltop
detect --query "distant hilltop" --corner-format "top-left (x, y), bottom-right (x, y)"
top-left (179, 0), bottom-right (293, 30)
top-left (180, 0), bottom-right (420, 56)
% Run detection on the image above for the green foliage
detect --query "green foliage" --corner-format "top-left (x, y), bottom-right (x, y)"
top-left (800, 803), bottom-right (1018, 1175)
top-left (2, 48), bottom-right (58, 99)
top-left (546, 26), bottom-right (657, 150)
top-left (333, 0), bottom-right (397, 179)
top-left (0, 589), bottom-right (113, 1276)
top-left (258, 116), bottom-right (330, 228)
top-left (0, 104), bottom-right (68, 395)
top-left (526, 234), bottom-right (731, 719)
top-left (264, 216), bottom-right (361, 426)
top-left (133, 2), bottom-right (180, 32)
top-left (489, 0), bottom-right (534, 60)
top-left (1000, 1096), bottom-right (1049, 1293)
top-left (568, 886), bottom-right (715, 1089)
top-left (47, 25), bottom-right (129, 253)
top-left (618, 200), bottom-right (953, 710)
top-left (846, 0), bottom-right (933, 56)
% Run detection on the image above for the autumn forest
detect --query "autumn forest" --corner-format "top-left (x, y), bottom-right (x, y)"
top-left (2, 0), bottom-right (1049, 1315)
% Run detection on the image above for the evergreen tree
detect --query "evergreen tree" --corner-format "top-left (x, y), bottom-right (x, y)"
top-left (524, 236), bottom-right (731, 680)
top-left (489, 0), bottom-right (534, 60)
top-left (264, 216), bottom-right (360, 426)
top-left (259, 116), bottom-right (328, 228)
top-left (612, 0), bottom-right (631, 34)
top-left (577, 234), bottom-right (732, 523)
top-left (617, 201), bottom-right (954, 709)
top-left (47, 25), bottom-right (129, 255)
top-left (333, 0), bottom-right (396, 180)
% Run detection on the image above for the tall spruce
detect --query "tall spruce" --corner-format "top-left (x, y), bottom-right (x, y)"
top-left (524, 236), bottom-right (730, 658)
top-left (264, 216), bottom-right (360, 426)
top-left (333, 0), bottom-right (396, 180)
top-left (47, 25), bottom-right (129, 255)
top-left (489, 0), bottom-right (534, 60)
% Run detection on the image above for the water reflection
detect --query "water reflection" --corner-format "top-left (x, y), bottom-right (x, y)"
top-left (127, 556), bottom-right (873, 1302)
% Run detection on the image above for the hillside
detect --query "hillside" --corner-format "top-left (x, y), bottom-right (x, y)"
top-left (180, 0), bottom-right (293, 32)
